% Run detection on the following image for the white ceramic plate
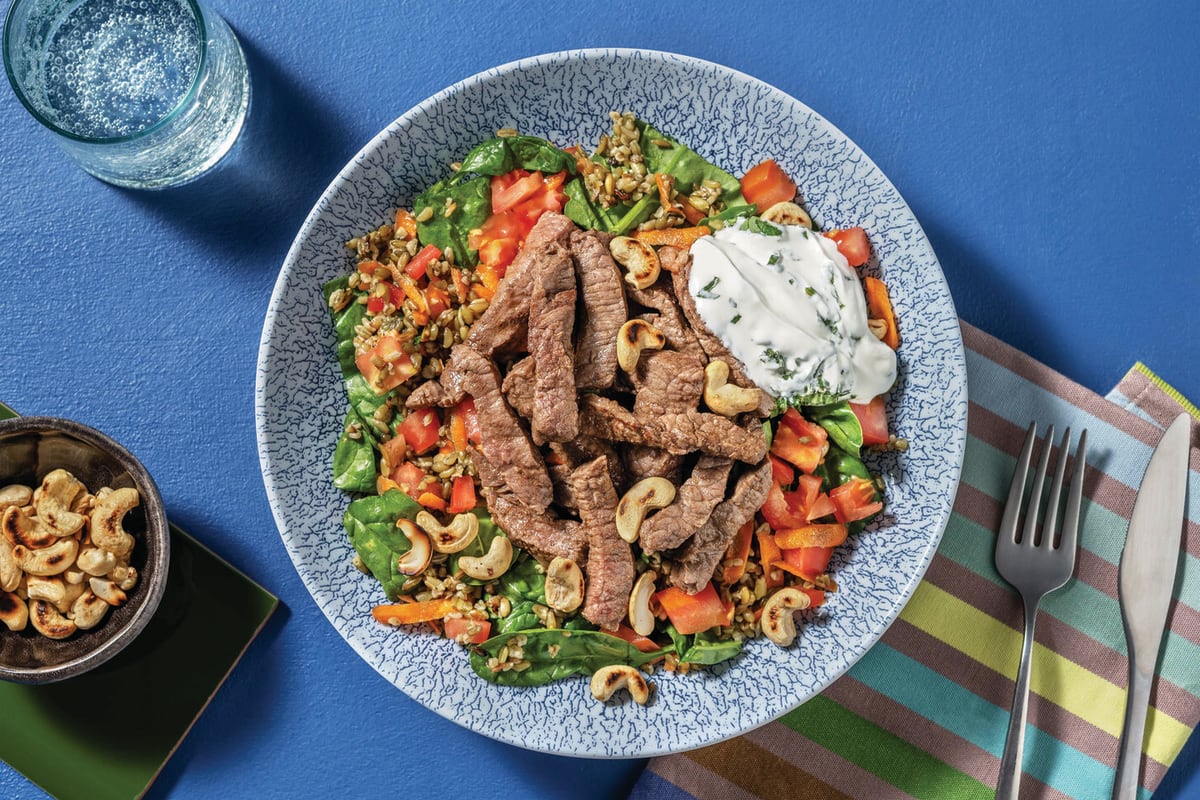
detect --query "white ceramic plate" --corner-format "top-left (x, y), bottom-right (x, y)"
top-left (255, 49), bottom-right (967, 757)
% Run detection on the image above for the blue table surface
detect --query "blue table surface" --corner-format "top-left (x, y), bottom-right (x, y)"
top-left (2, 2), bottom-right (1198, 798)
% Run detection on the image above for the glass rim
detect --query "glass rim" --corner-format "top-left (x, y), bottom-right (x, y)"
top-left (2, 0), bottom-right (210, 145)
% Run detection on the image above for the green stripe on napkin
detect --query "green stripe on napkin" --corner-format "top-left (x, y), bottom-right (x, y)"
top-left (631, 320), bottom-right (1200, 800)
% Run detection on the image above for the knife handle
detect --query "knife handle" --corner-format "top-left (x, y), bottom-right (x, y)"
top-left (1112, 664), bottom-right (1151, 800)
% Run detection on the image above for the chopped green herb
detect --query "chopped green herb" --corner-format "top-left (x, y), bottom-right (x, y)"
top-left (731, 313), bottom-right (742, 324)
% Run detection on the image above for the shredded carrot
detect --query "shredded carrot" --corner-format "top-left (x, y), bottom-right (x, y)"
top-left (450, 266), bottom-right (470, 302)
top-left (473, 283), bottom-right (495, 301)
top-left (721, 519), bottom-right (755, 585)
top-left (679, 198), bottom-right (707, 225)
top-left (633, 225), bottom-right (712, 249)
top-left (755, 525), bottom-right (785, 589)
top-left (376, 475), bottom-right (401, 495)
top-left (448, 405), bottom-right (469, 452)
top-left (417, 491), bottom-right (447, 511)
top-left (400, 276), bottom-right (428, 314)
top-left (863, 276), bottom-right (900, 350)
top-left (774, 523), bottom-right (848, 550)
top-left (372, 597), bottom-right (456, 626)
top-left (394, 208), bottom-right (418, 240)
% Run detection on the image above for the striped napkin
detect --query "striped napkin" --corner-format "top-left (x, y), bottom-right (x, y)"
top-left (630, 321), bottom-right (1200, 800)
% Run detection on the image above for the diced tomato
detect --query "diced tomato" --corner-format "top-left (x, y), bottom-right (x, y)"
top-left (379, 436), bottom-right (407, 473)
top-left (366, 295), bottom-right (385, 314)
top-left (448, 475), bottom-right (477, 514)
top-left (399, 407), bottom-right (441, 455)
top-left (654, 582), bottom-right (731, 635)
top-left (611, 624), bottom-right (662, 653)
top-left (769, 455), bottom-right (795, 488)
top-left (828, 477), bottom-right (883, 523)
top-left (355, 332), bottom-right (417, 395)
top-left (405, 244), bottom-right (442, 280)
top-left (394, 208), bottom-right (418, 240)
top-left (851, 396), bottom-right (890, 446)
top-left (443, 616), bottom-right (491, 644)
top-left (761, 482), bottom-right (807, 530)
top-left (390, 462), bottom-right (427, 497)
top-left (740, 159), bottom-right (797, 210)
top-left (780, 545), bottom-right (834, 581)
top-left (805, 492), bottom-right (837, 522)
top-left (771, 410), bottom-right (829, 474)
top-left (425, 285), bottom-right (450, 320)
top-left (826, 227), bottom-right (870, 267)
top-left (491, 170), bottom-right (545, 213)
top-left (471, 169), bottom-right (568, 275)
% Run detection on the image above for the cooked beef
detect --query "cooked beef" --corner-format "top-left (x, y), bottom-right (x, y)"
top-left (545, 435), bottom-right (627, 511)
top-left (667, 248), bottom-right (775, 417)
top-left (671, 457), bottom-right (773, 593)
top-left (448, 345), bottom-right (552, 510)
top-left (638, 455), bottom-right (733, 553)
top-left (502, 356), bottom-right (536, 420)
top-left (527, 236), bottom-right (578, 444)
top-left (571, 456), bottom-right (634, 630)
top-left (622, 445), bottom-right (683, 484)
top-left (631, 349), bottom-right (705, 419)
top-left (405, 379), bottom-right (455, 409)
top-left (471, 446), bottom-right (586, 563)
top-left (627, 283), bottom-right (701, 358)
top-left (466, 212), bottom-right (576, 355)
top-left (578, 395), bottom-right (768, 463)
top-left (571, 229), bottom-right (627, 390)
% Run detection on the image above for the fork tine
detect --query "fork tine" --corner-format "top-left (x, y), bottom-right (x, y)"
top-left (1058, 430), bottom-right (1088, 558)
top-left (999, 422), bottom-right (1038, 545)
top-left (1041, 427), bottom-right (1071, 548)
top-left (1022, 425), bottom-right (1054, 546)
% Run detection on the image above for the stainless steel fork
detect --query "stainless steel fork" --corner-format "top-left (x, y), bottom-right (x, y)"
top-left (993, 422), bottom-right (1087, 800)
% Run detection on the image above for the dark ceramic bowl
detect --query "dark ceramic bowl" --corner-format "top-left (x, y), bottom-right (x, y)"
top-left (0, 417), bottom-right (170, 683)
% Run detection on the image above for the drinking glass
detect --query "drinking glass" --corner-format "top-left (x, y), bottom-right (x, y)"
top-left (4, 0), bottom-right (249, 189)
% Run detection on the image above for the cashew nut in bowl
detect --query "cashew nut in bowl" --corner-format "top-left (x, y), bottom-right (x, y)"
top-left (590, 664), bottom-right (653, 705)
top-left (89, 577), bottom-right (127, 607)
top-left (416, 510), bottom-right (478, 554)
top-left (76, 547), bottom-right (118, 577)
top-left (89, 487), bottom-right (139, 558)
top-left (458, 535), bottom-right (513, 581)
top-left (12, 538), bottom-right (78, 576)
top-left (0, 484), bottom-right (32, 512)
top-left (0, 539), bottom-right (21, 593)
top-left (610, 236), bottom-right (661, 289)
top-left (761, 587), bottom-right (814, 647)
top-left (703, 360), bottom-right (764, 417)
top-left (616, 319), bottom-right (666, 374)
top-left (394, 519), bottom-right (432, 576)
top-left (0, 591), bottom-right (28, 631)
top-left (71, 590), bottom-right (110, 630)
top-left (29, 599), bottom-right (77, 640)
top-left (3, 505), bottom-right (62, 549)
top-left (34, 469), bottom-right (87, 536)
top-left (25, 574), bottom-right (68, 608)
top-left (615, 478), bottom-right (676, 543)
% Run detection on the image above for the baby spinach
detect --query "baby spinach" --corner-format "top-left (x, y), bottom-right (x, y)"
top-left (323, 276), bottom-right (367, 377)
top-left (343, 489), bottom-right (424, 599)
top-left (807, 401), bottom-right (864, 456)
top-left (496, 553), bottom-right (546, 603)
top-left (413, 174), bottom-right (491, 266)
top-left (677, 630), bottom-right (743, 666)
top-left (497, 600), bottom-right (540, 635)
top-left (469, 629), bottom-right (670, 687)
top-left (458, 135), bottom-right (577, 177)
top-left (332, 411), bottom-right (377, 493)
top-left (698, 203), bottom-right (757, 227)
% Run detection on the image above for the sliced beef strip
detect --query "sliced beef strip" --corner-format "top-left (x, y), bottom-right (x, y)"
top-left (571, 456), bottom-right (634, 631)
top-left (666, 246), bottom-right (775, 417)
top-left (465, 211), bottom-right (576, 356)
top-left (471, 446), bottom-right (586, 564)
top-left (527, 238), bottom-right (579, 444)
top-left (622, 445), bottom-right (683, 485)
top-left (578, 394), bottom-right (768, 464)
top-left (501, 356), bottom-right (535, 420)
top-left (405, 379), bottom-right (454, 410)
top-left (670, 457), bottom-right (773, 594)
top-left (626, 283), bottom-right (702, 358)
top-left (570, 229), bottom-right (627, 391)
top-left (639, 455), bottom-right (733, 553)
top-left (545, 436), bottom-right (627, 511)
top-left (631, 349), bottom-right (705, 419)
top-left (449, 345), bottom-right (553, 510)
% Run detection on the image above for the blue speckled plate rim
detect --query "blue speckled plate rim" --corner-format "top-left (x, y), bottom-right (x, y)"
top-left (254, 48), bottom-right (968, 757)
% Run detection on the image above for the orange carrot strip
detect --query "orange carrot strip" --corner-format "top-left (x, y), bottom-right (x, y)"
top-left (394, 208), bottom-right (418, 240)
top-left (774, 523), bottom-right (849, 550)
top-left (863, 276), bottom-right (900, 350)
top-left (417, 491), bottom-right (447, 511)
top-left (755, 525), bottom-right (785, 589)
top-left (372, 597), bottom-right (456, 625)
top-left (633, 225), bottom-right (712, 249)
top-left (721, 519), bottom-right (755, 585)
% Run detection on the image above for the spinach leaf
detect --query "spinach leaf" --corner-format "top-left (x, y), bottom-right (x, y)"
top-left (739, 216), bottom-right (782, 237)
top-left (458, 135), bottom-right (577, 177)
top-left (820, 445), bottom-right (874, 487)
top-left (639, 121), bottom-right (745, 209)
top-left (807, 401), bottom-right (864, 456)
top-left (698, 203), bottom-right (757, 227)
top-left (332, 412), bottom-right (377, 493)
top-left (342, 489), bottom-right (424, 599)
top-left (678, 630), bottom-right (743, 666)
top-left (497, 600), bottom-right (539, 635)
top-left (562, 175), bottom-right (642, 233)
top-left (495, 553), bottom-right (546, 603)
top-left (772, 391), bottom-right (849, 417)
top-left (343, 372), bottom-right (387, 429)
top-left (469, 629), bottom-right (670, 687)
top-left (323, 276), bottom-right (367, 377)
top-left (414, 174), bottom-right (491, 266)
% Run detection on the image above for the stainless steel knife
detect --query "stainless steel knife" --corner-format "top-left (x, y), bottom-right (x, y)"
top-left (1112, 412), bottom-right (1192, 800)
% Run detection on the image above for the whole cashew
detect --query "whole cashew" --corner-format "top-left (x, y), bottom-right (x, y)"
top-left (76, 547), bottom-right (118, 577)
top-left (458, 535), bottom-right (513, 581)
top-left (0, 484), bottom-right (32, 512)
top-left (0, 538), bottom-right (21, 593)
top-left (29, 598), bottom-right (76, 639)
top-left (416, 510), bottom-right (479, 554)
top-left (616, 319), bottom-right (666, 374)
top-left (13, 538), bottom-right (79, 576)
top-left (71, 590), bottom-right (110, 630)
top-left (615, 478), bottom-right (676, 543)
top-left (703, 360), bottom-right (764, 417)
top-left (34, 469), bottom-right (87, 536)
top-left (590, 664), bottom-right (653, 705)
top-left (0, 590), bottom-right (28, 632)
top-left (89, 487), bottom-right (139, 558)
top-left (3, 505), bottom-right (61, 549)
top-left (89, 577), bottom-right (127, 607)
top-left (610, 236), bottom-right (661, 289)
top-left (761, 587), bottom-right (814, 647)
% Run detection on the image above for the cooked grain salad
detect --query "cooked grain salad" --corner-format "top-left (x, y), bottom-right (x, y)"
top-left (323, 113), bottom-right (903, 704)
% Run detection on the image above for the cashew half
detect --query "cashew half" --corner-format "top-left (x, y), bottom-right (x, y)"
top-left (72, 590), bottom-right (110, 630)
top-left (109, 564), bottom-right (139, 591)
top-left (615, 478), bottom-right (676, 543)
top-left (394, 518), bottom-right (432, 576)
top-left (616, 319), bottom-right (666, 374)
top-left (0, 591), bottom-right (28, 631)
top-left (0, 484), bottom-right (32, 512)
top-left (628, 570), bottom-right (658, 636)
top-left (3, 505), bottom-right (61, 549)
top-left (590, 664), bottom-right (653, 705)
top-left (0, 539), bottom-right (20, 593)
top-left (545, 557), bottom-right (584, 613)
top-left (77, 547), bottom-right (118, 577)
top-left (761, 587), bottom-right (813, 647)
top-left (703, 360), bottom-right (763, 417)
top-left (760, 201), bottom-right (812, 228)
top-left (416, 510), bottom-right (478, 554)
top-left (13, 538), bottom-right (78, 576)
top-left (610, 236), bottom-right (661, 289)
top-left (25, 574), bottom-right (67, 608)
top-left (458, 535), bottom-right (513, 581)
top-left (89, 487), bottom-right (139, 558)
top-left (89, 577), bottom-right (127, 607)
top-left (34, 469), bottom-right (87, 536)
top-left (30, 598), bottom-right (76, 639)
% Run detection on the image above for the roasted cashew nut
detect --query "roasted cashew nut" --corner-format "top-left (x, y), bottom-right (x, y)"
top-left (590, 664), bottom-right (653, 705)
top-left (25, 574), bottom-right (67, 608)
top-left (88, 577), bottom-right (127, 607)
top-left (615, 478), bottom-right (676, 543)
top-left (610, 236), bottom-right (661, 289)
top-left (72, 590), bottom-right (110, 630)
top-left (458, 535), bottom-right (513, 581)
top-left (109, 564), bottom-right (139, 592)
top-left (760, 201), bottom-right (812, 228)
top-left (761, 587), bottom-right (813, 647)
top-left (3, 505), bottom-right (62, 549)
top-left (34, 469), bottom-right (87, 536)
top-left (0, 484), bottom-right (33, 512)
top-left (416, 510), bottom-right (479, 554)
top-left (12, 538), bottom-right (78, 576)
top-left (545, 557), bottom-right (584, 613)
top-left (89, 487), bottom-right (139, 558)
top-left (0, 538), bottom-right (21, 593)
top-left (0, 591), bottom-right (28, 631)
top-left (394, 518), bottom-right (432, 576)
top-left (616, 319), bottom-right (666, 374)
top-left (703, 360), bottom-right (763, 417)
top-left (76, 547), bottom-right (118, 577)
top-left (627, 570), bottom-right (658, 637)
top-left (30, 598), bottom-right (77, 639)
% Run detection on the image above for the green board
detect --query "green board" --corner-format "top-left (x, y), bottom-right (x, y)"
top-left (0, 402), bottom-right (279, 799)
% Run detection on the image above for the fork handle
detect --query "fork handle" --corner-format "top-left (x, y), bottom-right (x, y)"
top-left (1112, 664), bottom-right (1152, 800)
top-left (996, 597), bottom-right (1039, 800)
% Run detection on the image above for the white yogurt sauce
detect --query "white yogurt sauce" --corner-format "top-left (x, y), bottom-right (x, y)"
top-left (687, 220), bottom-right (897, 404)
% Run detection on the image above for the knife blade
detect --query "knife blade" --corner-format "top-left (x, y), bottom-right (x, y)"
top-left (1112, 412), bottom-right (1192, 800)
